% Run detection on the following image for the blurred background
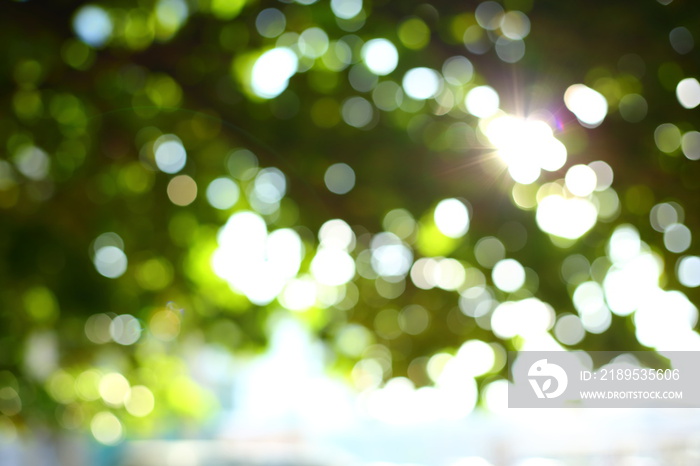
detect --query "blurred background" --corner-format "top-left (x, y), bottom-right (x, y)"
top-left (2, 0), bottom-right (700, 464)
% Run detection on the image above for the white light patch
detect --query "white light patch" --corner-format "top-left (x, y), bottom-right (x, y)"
top-left (554, 314), bottom-right (585, 345)
top-left (324, 163), bottom-right (355, 194)
top-left (564, 84), bottom-right (608, 127)
top-left (73, 5), bottom-right (113, 47)
top-left (676, 77), bottom-right (700, 109)
top-left (98, 373), bottom-right (130, 407)
top-left (365, 376), bottom-right (478, 423)
top-left (254, 167), bottom-right (286, 203)
top-left (565, 164), bottom-right (597, 197)
top-left (362, 39), bottom-right (398, 76)
top-left (491, 298), bottom-right (554, 339)
top-left (125, 385), bottom-right (155, 418)
top-left (298, 27), bottom-right (329, 58)
top-left (156, 0), bottom-right (189, 31)
top-left (456, 340), bottom-right (495, 377)
top-left (678, 256), bottom-right (700, 288)
top-left (434, 198), bottom-right (470, 238)
top-left (402, 67), bottom-right (441, 100)
top-left (482, 379), bottom-right (508, 415)
top-left (212, 212), bottom-right (303, 305)
top-left (588, 160), bottom-right (614, 191)
top-left (607, 224), bottom-right (641, 264)
top-left (411, 258), bottom-right (437, 290)
top-left (255, 8), bottom-right (286, 38)
top-left (492, 258), bottom-right (525, 292)
top-left (319, 219), bottom-right (355, 251)
top-left (474, 236), bottom-right (505, 268)
top-left (311, 248), bottom-right (355, 286)
top-left (484, 116), bottom-right (567, 182)
top-left (154, 135), bottom-right (187, 174)
top-left (94, 246), bottom-right (127, 279)
top-left (15, 145), bottom-right (50, 180)
top-left (109, 314), bottom-right (141, 345)
top-left (251, 47), bottom-right (298, 99)
top-left (572, 281), bottom-right (605, 315)
top-left (465, 86), bottom-right (499, 118)
top-left (93, 232), bottom-right (124, 253)
top-left (580, 306), bottom-right (612, 334)
top-left (311, 222), bottom-right (357, 289)
top-left (442, 56), bottom-right (474, 85)
top-left (507, 159), bottom-right (540, 184)
top-left (475, 1), bottom-right (504, 30)
top-left (91, 411), bottom-right (123, 445)
top-left (206, 177), bottom-right (240, 210)
top-left (433, 258), bottom-right (466, 290)
top-left (604, 253), bottom-right (662, 316)
top-left (682, 131), bottom-right (700, 160)
top-left (458, 286), bottom-right (494, 318)
top-left (635, 289), bottom-right (698, 350)
top-left (538, 138), bottom-right (568, 172)
top-left (571, 281), bottom-right (614, 334)
top-left (342, 97), bottom-right (374, 128)
top-left (536, 195), bottom-right (598, 240)
top-left (664, 223), bottom-right (691, 253)
top-left (370, 232), bottom-right (413, 278)
top-left (500, 10), bottom-right (530, 40)
top-left (495, 37), bottom-right (525, 63)
top-left (331, 0), bottom-right (362, 19)
top-left (650, 202), bottom-right (680, 232)
top-left (279, 276), bottom-right (317, 311)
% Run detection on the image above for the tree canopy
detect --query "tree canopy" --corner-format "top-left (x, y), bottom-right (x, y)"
top-left (2, 0), bottom-right (700, 443)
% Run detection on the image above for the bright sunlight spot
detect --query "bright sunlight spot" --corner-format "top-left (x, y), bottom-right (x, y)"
top-left (402, 67), bottom-right (441, 100)
top-left (536, 195), bottom-right (598, 240)
top-left (492, 258), bottom-right (525, 292)
top-left (73, 5), bottom-right (113, 47)
top-left (676, 77), bottom-right (700, 109)
top-left (212, 211), bottom-right (303, 305)
top-left (564, 84), bottom-right (608, 127)
top-left (484, 116), bottom-right (567, 184)
top-left (434, 198), bottom-right (470, 238)
top-left (251, 47), bottom-right (298, 99)
top-left (465, 86), bottom-right (499, 118)
top-left (565, 164), bottom-right (597, 197)
top-left (361, 39), bottom-right (398, 76)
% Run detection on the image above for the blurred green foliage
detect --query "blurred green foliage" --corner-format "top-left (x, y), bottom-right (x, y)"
top-left (1, 0), bottom-right (700, 443)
